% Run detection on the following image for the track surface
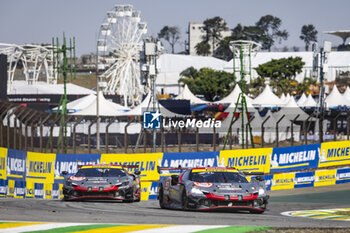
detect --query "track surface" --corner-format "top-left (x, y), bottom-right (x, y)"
top-left (1, 184), bottom-right (350, 228)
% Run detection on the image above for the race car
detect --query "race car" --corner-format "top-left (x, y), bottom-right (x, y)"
top-left (157, 166), bottom-right (269, 213)
top-left (62, 164), bottom-right (141, 202)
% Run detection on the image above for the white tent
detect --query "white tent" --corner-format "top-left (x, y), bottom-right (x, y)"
top-left (300, 94), bottom-right (317, 108)
top-left (252, 85), bottom-right (284, 108)
top-left (283, 93), bottom-right (291, 104)
top-left (71, 92), bottom-right (130, 116)
top-left (275, 97), bottom-right (310, 121)
top-left (343, 86), bottom-right (350, 101)
top-left (325, 86), bottom-right (350, 108)
top-left (297, 93), bottom-right (307, 106)
top-left (53, 94), bottom-right (96, 113)
top-left (215, 84), bottom-right (254, 106)
top-left (280, 93), bottom-right (286, 103)
top-left (175, 85), bottom-right (210, 104)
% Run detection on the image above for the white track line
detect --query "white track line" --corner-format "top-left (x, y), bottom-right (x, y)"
top-left (0, 223), bottom-right (92, 233)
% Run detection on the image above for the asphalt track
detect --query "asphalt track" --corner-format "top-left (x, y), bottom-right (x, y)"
top-left (1, 183), bottom-right (350, 228)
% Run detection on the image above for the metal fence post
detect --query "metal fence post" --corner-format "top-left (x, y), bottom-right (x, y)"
top-left (261, 116), bottom-right (270, 148)
top-left (291, 115), bottom-right (300, 146)
top-left (276, 115), bottom-right (285, 148)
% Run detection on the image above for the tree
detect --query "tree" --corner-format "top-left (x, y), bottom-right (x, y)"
top-left (300, 24), bottom-right (318, 51)
top-left (255, 56), bottom-right (305, 80)
top-left (255, 15), bottom-right (289, 51)
top-left (195, 42), bottom-right (211, 56)
top-left (179, 67), bottom-right (234, 101)
top-left (180, 66), bottom-right (198, 79)
top-left (231, 24), bottom-right (247, 41)
top-left (214, 36), bottom-right (232, 61)
top-left (158, 26), bottom-right (181, 54)
top-left (202, 16), bottom-right (227, 55)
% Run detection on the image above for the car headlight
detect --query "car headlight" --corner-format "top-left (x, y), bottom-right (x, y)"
top-left (190, 187), bottom-right (205, 196)
top-left (258, 187), bottom-right (265, 195)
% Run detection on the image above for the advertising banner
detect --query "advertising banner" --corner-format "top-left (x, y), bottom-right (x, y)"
top-left (314, 169), bottom-right (337, 187)
top-left (270, 144), bottom-right (320, 173)
top-left (0, 147), bottom-right (7, 180)
top-left (26, 152), bottom-right (55, 183)
top-left (271, 173), bottom-right (295, 190)
top-left (14, 180), bottom-right (26, 198)
top-left (263, 175), bottom-right (274, 191)
top-left (219, 148), bottom-right (272, 173)
top-left (34, 183), bottom-right (44, 198)
top-left (161, 151), bottom-right (218, 168)
top-left (52, 183), bottom-right (60, 199)
top-left (0, 179), bottom-right (7, 196)
top-left (101, 153), bottom-right (163, 181)
top-left (26, 180), bottom-right (35, 198)
top-left (6, 149), bottom-right (26, 178)
top-left (148, 181), bottom-right (159, 200)
top-left (319, 141), bottom-right (350, 167)
top-left (336, 168), bottom-right (350, 184)
top-left (294, 171), bottom-right (315, 188)
top-left (7, 179), bottom-right (15, 197)
top-left (44, 183), bottom-right (52, 199)
top-left (54, 154), bottom-right (101, 181)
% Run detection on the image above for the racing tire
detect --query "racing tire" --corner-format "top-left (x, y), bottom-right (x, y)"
top-left (181, 189), bottom-right (189, 210)
top-left (134, 193), bottom-right (141, 202)
top-left (159, 185), bottom-right (166, 209)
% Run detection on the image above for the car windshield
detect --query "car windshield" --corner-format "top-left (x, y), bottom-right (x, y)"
top-left (190, 171), bottom-right (248, 183)
top-left (75, 168), bottom-right (126, 177)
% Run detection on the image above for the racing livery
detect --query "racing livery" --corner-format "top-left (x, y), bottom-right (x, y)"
top-left (62, 164), bottom-right (141, 202)
top-left (157, 167), bottom-right (269, 213)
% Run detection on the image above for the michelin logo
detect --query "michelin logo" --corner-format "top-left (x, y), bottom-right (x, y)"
top-left (7, 158), bottom-right (25, 174)
top-left (55, 160), bottom-right (100, 177)
top-left (271, 150), bottom-right (316, 168)
top-left (294, 176), bottom-right (314, 184)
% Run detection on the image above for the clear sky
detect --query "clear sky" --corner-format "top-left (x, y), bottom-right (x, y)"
top-left (1, 0), bottom-right (349, 55)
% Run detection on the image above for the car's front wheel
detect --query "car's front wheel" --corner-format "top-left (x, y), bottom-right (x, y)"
top-left (181, 189), bottom-right (188, 210)
top-left (159, 185), bottom-right (166, 209)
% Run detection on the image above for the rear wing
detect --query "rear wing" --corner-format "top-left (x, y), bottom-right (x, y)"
top-left (241, 171), bottom-right (265, 176)
top-left (77, 164), bottom-right (139, 169)
top-left (157, 166), bottom-right (190, 174)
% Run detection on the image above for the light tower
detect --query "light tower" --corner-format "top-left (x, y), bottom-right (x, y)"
top-left (224, 40), bottom-right (261, 149)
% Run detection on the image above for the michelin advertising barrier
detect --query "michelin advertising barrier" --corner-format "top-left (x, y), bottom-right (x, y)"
top-left (0, 140), bottom-right (349, 200)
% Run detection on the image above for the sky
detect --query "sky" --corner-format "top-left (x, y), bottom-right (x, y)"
top-left (1, 0), bottom-right (350, 56)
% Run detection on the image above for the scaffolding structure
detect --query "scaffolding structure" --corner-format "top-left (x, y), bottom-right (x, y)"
top-left (224, 40), bottom-right (261, 149)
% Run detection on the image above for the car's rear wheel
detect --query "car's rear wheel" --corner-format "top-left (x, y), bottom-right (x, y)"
top-left (181, 189), bottom-right (188, 210)
top-left (159, 185), bottom-right (166, 209)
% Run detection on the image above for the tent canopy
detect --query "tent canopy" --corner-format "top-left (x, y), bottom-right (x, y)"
top-left (252, 85), bottom-right (284, 107)
top-left (175, 84), bottom-right (210, 104)
top-left (325, 86), bottom-right (350, 108)
top-left (71, 92), bottom-right (130, 116)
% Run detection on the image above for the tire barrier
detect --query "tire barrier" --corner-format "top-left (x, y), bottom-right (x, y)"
top-left (0, 141), bottom-right (349, 200)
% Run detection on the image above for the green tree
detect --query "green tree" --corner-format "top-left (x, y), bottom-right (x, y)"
top-left (179, 66), bottom-right (198, 79)
top-left (214, 36), bottom-right (232, 61)
top-left (255, 56), bottom-right (305, 81)
top-left (255, 15), bottom-right (289, 51)
top-left (158, 26), bottom-right (181, 54)
top-left (231, 24), bottom-right (247, 40)
top-left (300, 24), bottom-right (318, 51)
top-left (179, 67), bottom-right (234, 101)
top-left (202, 16), bottom-right (228, 55)
top-left (195, 42), bottom-right (211, 56)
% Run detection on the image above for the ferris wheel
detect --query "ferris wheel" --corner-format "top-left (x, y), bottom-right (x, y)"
top-left (97, 4), bottom-right (148, 106)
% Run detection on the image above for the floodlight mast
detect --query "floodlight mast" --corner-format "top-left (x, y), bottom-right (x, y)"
top-left (224, 40), bottom-right (261, 149)
top-left (317, 41), bottom-right (332, 143)
top-left (141, 37), bottom-right (164, 152)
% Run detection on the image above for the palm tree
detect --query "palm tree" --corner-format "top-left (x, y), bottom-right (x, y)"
top-left (195, 42), bottom-right (210, 56)
top-left (300, 25), bottom-right (318, 51)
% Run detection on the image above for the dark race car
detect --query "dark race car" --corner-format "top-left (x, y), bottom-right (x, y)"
top-left (157, 167), bottom-right (269, 213)
top-left (62, 164), bottom-right (141, 202)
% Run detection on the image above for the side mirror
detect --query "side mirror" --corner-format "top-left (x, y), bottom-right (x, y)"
top-left (255, 176), bottom-right (264, 182)
top-left (171, 175), bottom-right (179, 185)
top-left (134, 171), bottom-right (141, 175)
top-left (62, 171), bottom-right (68, 175)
